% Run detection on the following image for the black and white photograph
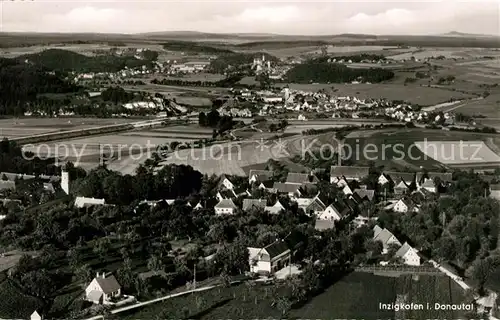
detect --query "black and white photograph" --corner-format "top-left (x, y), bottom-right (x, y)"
top-left (0, 0), bottom-right (499, 319)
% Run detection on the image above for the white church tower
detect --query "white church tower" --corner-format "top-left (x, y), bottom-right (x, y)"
top-left (61, 171), bottom-right (69, 195)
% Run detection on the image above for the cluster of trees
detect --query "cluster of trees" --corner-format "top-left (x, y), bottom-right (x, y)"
top-left (162, 41), bottom-right (234, 54)
top-left (269, 120), bottom-right (288, 132)
top-left (100, 86), bottom-right (135, 104)
top-left (71, 164), bottom-right (203, 205)
top-left (0, 57), bottom-right (81, 115)
top-left (437, 75), bottom-right (456, 85)
top-left (198, 110), bottom-right (234, 133)
top-left (18, 49), bottom-right (153, 73)
top-left (0, 139), bottom-right (60, 175)
top-left (284, 62), bottom-right (394, 84)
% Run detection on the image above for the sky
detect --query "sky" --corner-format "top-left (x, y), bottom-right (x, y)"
top-left (0, 0), bottom-right (499, 35)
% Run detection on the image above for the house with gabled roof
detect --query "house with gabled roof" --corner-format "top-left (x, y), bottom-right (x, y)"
top-left (248, 240), bottom-right (291, 275)
top-left (395, 242), bottom-right (421, 266)
top-left (333, 176), bottom-right (349, 188)
top-left (353, 188), bottom-right (375, 201)
top-left (393, 198), bottom-right (412, 213)
top-left (242, 198), bottom-right (267, 211)
top-left (319, 201), bottom-right (351, 221)
top-left (420, 178), bottom-right (436, 193)
top-left (85, 272), bottom-right (121, 304)
top-left (286, 172), bottom-right (319, 184)
top-left (383, 171), bottom-right (416, 186)
top-left (330, 166), bottom-right (370, 184)
top-left (373, 226), bottom-right (401, 253)
top-left (304, 194), bottom-right (328, 216)
top-left (394, 180), bottom-right (410, 195)
top-left (31, 310), bottom-right (42, 320)
top-left (272, 182), bottom-right (303, 197)
top-left (265, 200), bottom-right (285, 214)
top-left (214, 199), bottom-right (237, 215)
top-left (249, 170), bottom-right (273, 184)
top-left (218, 175), bottom-right (236, 190)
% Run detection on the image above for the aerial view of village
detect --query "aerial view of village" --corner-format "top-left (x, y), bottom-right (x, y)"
top-left (0, 1), bottom-right (499, 319)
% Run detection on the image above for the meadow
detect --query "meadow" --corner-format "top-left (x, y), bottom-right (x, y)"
top-left (0, 117), bottom-right (141, 139)
top-left (119, 272), bottom-right (467, 320)
top-left (414, 140), bottom-right (500, 165)
top-left (341, 128), bottom-right (500, 171)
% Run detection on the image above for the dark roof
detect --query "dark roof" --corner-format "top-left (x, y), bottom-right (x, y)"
top-left (286, 173), bottom-right (318, 184)
top-left (218, 189), bottom-right (236, 199)
top-left (0, 181), bottom-right (15, 191)
top-left (215, 199), bottom-right (237, 209)
top-left (242, 199), bottom-right (266, 211)
top-left (259, 180), bottom-right (274, 188)
top-left (330, 166), bottom-right (370, 179)
top-left (95, 275), bottom-right (121, 294)
top-left (354, 189), bottom-right (375, 201)
top-left (384, 171), bottom-right (416, 184)
top-left (233, 186), bottom-right (249, 196)
top-left (273, 182), bottom-right (301, 194)
top-left (264, 240), bottom-right (290, 259)
top-left (249, 170), bottom-right (273, 181)
top-left (306, 197), bottom-right (327, 212)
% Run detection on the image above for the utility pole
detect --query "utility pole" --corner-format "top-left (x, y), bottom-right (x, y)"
top-left (289, 254), bottom-right (292, 277)
top-left (193, 263), bottom-right (196, 289)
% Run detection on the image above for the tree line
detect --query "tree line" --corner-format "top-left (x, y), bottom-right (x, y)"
top-left (284, 62), bottom-right (395, 84)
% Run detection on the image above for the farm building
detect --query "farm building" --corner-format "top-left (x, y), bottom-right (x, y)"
top-left (248, 240), bottom-right (291, 275)
top-left (30, 311), bottom-right (42, 320)
top-left (85, 272), bottom-right (122, 305)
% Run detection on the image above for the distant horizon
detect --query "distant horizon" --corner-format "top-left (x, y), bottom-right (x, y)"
top-left (2, 1), bottom-right (499, 36)
top-left (0, 30), bottom-right (498, 38)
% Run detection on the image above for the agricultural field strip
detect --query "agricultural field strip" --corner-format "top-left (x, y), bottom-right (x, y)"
top-left (414, 140), bottom-right (500, 164)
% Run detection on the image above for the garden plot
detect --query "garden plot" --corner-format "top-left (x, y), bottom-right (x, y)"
top-left (414, 140), bottom-right (500, 165)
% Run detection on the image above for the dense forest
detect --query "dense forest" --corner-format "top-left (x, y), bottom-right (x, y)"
top-left (162, 41), bottom-right (234, 54)
top-left (0, 57), bottom-right (80, 115)
top-left (284, 62), bottom-right (395, 84)
top-left (18, 49), bottom-right (154, 73)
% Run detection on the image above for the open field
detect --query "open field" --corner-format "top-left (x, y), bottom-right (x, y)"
top-left (120, 272), bottom-right (466, 320)
top-left (414, 140), bottom-right (500, 165)
top-left (162, 73), bottom-right (225, 83)
top-left (0, 117), bottom-right (142, 139)
top-left (281, 83), bottom-right (473, 106)
top-left (158, 132), bottom-right (336, 176)
top-left (173, 96), bottom-right (213, 107)
top-left (342, 128), bottom-right (500, 171)
top-left (445, 94), bottom-right (500, 117)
